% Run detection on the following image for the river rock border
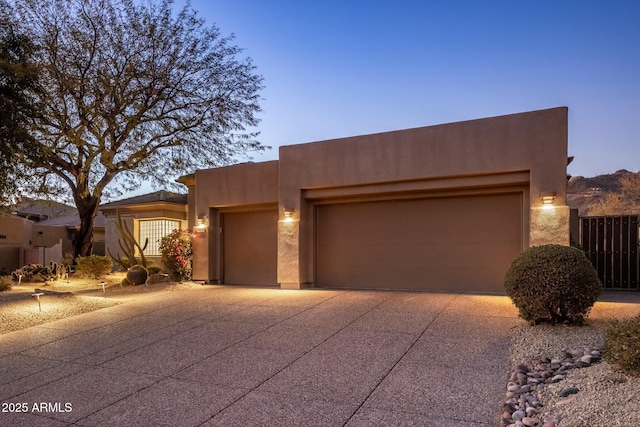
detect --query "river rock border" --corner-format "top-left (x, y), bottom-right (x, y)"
top-left (502, 347), bottom-right (603, 427)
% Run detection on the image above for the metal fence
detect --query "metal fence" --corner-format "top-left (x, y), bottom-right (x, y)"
top-left (580, 215), bottom-right (639, 290)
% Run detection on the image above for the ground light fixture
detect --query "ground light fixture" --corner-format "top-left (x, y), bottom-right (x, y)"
top-left (32, 292), bottom-right (44, 312)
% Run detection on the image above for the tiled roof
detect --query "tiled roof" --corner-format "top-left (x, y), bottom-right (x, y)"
top-left (99, 190), bottom-right (188, 207)
top-left (38, 211), bottom-right (106, 228)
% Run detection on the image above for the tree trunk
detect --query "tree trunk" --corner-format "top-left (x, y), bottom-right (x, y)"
top-left (73, 196), bottom-right (100, 260)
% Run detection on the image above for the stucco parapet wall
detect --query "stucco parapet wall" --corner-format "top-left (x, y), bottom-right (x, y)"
top-left (278, 107), bottom-right (568, 209)
top-left (194, 160), bottom-right (279, 209)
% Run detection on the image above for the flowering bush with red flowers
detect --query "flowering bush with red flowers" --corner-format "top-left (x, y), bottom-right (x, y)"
top-left (159, 229), bottom-right (193, 281)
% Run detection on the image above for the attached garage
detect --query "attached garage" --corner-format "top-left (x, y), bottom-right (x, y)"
top-left (222, 209), bottom-right (278, 286)
top-left (315, 192), bottom-right (524, 293)
top-left (189, 107), bottom-right (570, 292)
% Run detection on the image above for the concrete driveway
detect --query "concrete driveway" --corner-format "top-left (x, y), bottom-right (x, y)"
top-left (0, 286), bottom-right (522, 426)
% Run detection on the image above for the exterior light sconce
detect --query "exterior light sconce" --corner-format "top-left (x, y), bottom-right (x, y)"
top-left (540, 192), bottom-right (557, 210)
top-left (195, 216), bottom-right (208, 232)
top-left (283, 209), bottom-right (295, 223)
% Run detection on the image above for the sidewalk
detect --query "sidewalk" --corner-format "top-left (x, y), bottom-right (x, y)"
top-left (0, 286), bottom-right (522, 426)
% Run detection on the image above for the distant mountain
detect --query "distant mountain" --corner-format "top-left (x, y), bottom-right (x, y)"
top-left (567, 169), bottom-right (634, 215)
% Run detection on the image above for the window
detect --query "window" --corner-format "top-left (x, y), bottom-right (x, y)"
top-left (139, 219), bottom-right (181, 256)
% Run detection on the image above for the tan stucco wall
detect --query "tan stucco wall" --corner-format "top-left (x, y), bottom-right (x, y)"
top-left (277, 107), bottom-right (568, 287)
top-left (0, 217), bottom-right (32, 246)
top-left (191, 161), bottom-right (279, 282)
top-left (190, 107), bottom-right (569, 289)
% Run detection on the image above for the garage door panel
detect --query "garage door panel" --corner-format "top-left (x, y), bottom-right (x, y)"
top-left (223, 210), bottom-right (277, 286)
top-left (316, 193), bottom-right (523, 292)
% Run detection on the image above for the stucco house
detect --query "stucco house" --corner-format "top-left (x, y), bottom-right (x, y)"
top-left (99, 190), bottom-right (188, 267)
top-left (0, 191), bottom-right (188, 274)
top-left (181, 107), bottom-right (570, 293)
top-left (0, 199), bottom-right (105, 273)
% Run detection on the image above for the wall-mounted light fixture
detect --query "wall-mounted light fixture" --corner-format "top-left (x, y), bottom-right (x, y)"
top-left (540, 192), bottom-right (557, 209)
top-left (283, 209), bottom-right (295, 222)
top-left (195, 215), bottom-right (208, 232)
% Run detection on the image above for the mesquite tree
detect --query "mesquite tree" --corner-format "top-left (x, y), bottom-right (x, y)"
top-left (2, 0), bottom-right (265, 257)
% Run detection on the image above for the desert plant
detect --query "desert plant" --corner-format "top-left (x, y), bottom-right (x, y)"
top-left (159, 229), bottom-right (193, 281)
top-left (126, 265), bottom-right (148, 285)
top-left (61, 252), bottom-right (74, 267)
top-left (504, 244), bottom-right (602, 325)
top-left (0, 276), bottom-right (12, 292)
top-left (604, 314), bottom-right (640, 377)
top-left (147, 265), bottom-right (162, 275)
top-left (75, 255), bottom-right (113, 279)
top-left (107, 208), bottom-right (149, 270)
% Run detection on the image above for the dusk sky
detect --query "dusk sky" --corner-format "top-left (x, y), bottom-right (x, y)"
top-left (178, 0), bottom-right (639, 178)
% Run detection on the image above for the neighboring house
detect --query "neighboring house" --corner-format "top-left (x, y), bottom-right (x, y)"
top-left (0, 198), bottom-right (106, 272)
top-left (181, 107), bottom-right (570, 293)
top-left (0, 191), bottom-right (189, 274)
top-left (99, 190), bottom-right (188, 268)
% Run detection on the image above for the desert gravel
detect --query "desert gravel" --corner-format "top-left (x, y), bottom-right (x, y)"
top-left (509, 320), bottom-right (640, 426)
top-left (2, 280), bottom-right (640, 426)
top-left (0, 277), bottom-right (199, 334)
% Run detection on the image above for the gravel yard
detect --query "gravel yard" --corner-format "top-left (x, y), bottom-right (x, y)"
top-left (507, 299), bottom-right (640, 427)
top-left (0, 273), bottom-right (200, 334)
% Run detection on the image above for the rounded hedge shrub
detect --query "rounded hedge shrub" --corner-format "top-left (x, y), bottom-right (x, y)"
top-left (604, 314), bottom-right (640, 377)
top-left (75, 255), bottom-right (113, 279)
top-left (0, 276), bottom-right (12, 292)
top-left (504, 244), bottom-right (602, 325)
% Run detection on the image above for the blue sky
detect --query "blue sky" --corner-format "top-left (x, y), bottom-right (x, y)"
top-left (177, 0), bottom-right (640, 178)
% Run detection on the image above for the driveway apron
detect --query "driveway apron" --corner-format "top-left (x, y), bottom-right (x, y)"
top-left (0, 286), bottom-right (521, 426)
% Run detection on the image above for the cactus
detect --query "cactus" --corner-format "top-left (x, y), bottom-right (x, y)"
top-left (126, 265), bottom-right (148, 285)
top-left (107, 208), bottom-right (149, 270)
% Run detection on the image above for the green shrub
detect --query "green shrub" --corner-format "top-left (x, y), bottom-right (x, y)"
top-left (604, 314), bottom-right (640, 377)
top-left (159, 229), bottom-right (193, 281)
top-left (75, 255), bottom-right (113, 279)
top-left (0, 276), bottom-right (12, 292)
top-left (504, 244), bottom-right (602, 325)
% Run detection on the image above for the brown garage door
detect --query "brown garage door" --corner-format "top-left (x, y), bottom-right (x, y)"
top-left (316, 193), bottom-right (523, 293)
top-left (223, 209), bottom-right (278, 286)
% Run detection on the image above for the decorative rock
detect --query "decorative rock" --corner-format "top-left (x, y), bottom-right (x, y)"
top-left (503, 347), bottom-right (603, 427)
top-left (525, 407), bottom-right (539, 417)
top-left (559, 386), bottom-right (580, 397)
top-left (550, 374), bottom-right (565, 383)
top-left (580, 355), bottom-right (593, 363)
top-left (512, 410), bottom-right (526, 421)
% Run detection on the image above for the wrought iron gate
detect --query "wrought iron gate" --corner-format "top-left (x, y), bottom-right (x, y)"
top-left (580, 215), bottom-right (639, 290)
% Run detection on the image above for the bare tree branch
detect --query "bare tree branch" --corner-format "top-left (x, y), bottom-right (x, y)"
top-left (4, 0), bottom-right (265, 257)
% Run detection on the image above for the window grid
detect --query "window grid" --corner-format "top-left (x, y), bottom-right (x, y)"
top-left (139, 220), bottom-right (181, 256)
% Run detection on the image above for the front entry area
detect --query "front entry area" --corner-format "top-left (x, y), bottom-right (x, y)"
top-left (315, 192), bottom-right (524, 293)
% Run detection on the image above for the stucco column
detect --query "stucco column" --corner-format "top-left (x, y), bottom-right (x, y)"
top-left (277, 215), bottom-right (301, 289)
top-left (529, 205), bottom-right (570, 246)
top-left (191, 230), bottom-right (210, 282)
